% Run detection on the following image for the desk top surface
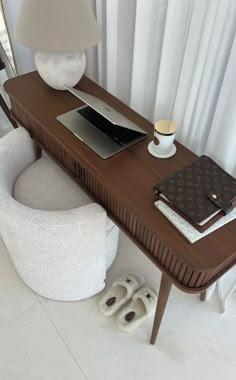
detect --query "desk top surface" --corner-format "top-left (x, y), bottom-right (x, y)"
top-left (5, 71), bottom-right (236, 274)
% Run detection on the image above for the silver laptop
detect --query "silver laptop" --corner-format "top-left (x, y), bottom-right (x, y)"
top-left (56, 86), bottom-right (147, 159)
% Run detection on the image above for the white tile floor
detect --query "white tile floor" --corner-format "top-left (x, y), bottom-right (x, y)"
top-left (0, 232), bottom-right (236, 380)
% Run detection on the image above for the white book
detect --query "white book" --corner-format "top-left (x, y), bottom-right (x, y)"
top-left (155, 200), bottom-right (236, 244)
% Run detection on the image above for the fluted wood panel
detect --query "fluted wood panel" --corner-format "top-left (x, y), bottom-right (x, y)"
top-left (6, 73), bottom-right (236, 297)
top-left (10, 105), bottom-right (224, 291)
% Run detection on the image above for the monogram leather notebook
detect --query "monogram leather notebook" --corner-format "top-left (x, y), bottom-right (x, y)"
top-left (154, 155), bottom-right (236, 232)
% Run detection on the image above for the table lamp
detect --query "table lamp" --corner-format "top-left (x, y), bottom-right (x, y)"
top-left (14, 0), bottom-right (100, 90)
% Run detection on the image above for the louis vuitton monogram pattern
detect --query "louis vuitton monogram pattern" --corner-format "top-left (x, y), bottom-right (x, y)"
top-left (156, 155), bottom-right (236, 224)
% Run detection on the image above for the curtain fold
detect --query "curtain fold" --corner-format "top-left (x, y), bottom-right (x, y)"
top-left (205, 33), bottom-right (236, 176)
top-left (153, 0), bottom-right (194, 122)
top-left (2, 0), bottom-right (35, 75)
top-left (94, 0), bottom-right (106, 87)
top-left (131, 0), bottom-right (168, 118)
top-left (172, 0), bottom-right (236, 155)
top-left (87, 0), bottom-right (236, 175)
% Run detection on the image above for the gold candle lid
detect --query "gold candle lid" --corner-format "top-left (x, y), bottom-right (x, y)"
top-left (154, 120), bottom-right (176, 135)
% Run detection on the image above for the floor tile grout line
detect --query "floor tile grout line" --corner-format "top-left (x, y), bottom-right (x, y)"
top-left (39, 302), bottom-right (89, 380)
top-left (0, 303), bottom-right (38, 330)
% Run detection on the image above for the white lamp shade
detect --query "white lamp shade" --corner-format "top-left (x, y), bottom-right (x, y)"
top-left (14, 0), bottom-right (100, 52)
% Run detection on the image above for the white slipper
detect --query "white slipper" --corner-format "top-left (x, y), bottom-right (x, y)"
top-left (116, 286), bottom-right (157, 331)
top-left (98, 273), bottom-right (145, 317)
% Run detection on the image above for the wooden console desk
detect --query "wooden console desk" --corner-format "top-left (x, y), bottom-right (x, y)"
top-left (5, 72), bottom-right (236, 345)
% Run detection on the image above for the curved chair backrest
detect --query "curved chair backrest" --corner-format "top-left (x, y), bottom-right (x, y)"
top-left (0, 127), bottom-right (36, 193)
top-left (0, 128), bottom-right (107, 301)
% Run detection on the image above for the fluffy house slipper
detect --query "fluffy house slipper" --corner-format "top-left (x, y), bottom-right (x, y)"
top-left (116, 287), bottom-right (157, 331)
top-left (98, 273), bottom-right (145, 317)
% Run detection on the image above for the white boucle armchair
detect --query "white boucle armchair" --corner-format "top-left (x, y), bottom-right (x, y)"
top-left (0, 127), bottom-right (119, 301)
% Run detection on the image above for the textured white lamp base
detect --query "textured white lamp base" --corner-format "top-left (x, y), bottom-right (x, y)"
top-left (35, 50), bottom-right (86, 90)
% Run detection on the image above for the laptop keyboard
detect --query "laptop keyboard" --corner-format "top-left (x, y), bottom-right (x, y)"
top-left (78, 106), bottom-right (141, 146)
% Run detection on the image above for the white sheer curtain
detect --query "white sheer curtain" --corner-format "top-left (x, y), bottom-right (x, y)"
top-left (3, 0), bottom-right (236, 176)
top-left (2, 0), bottom-right (35, 75)
top-left (86, 0), bottom-right (236, 176)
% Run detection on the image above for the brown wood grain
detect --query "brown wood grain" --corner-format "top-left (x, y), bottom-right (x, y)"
top-left (4, 71), bottom-right (236, 292)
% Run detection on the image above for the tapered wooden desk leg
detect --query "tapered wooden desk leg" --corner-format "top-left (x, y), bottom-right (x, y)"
top-left (150, 273), bottom-right (172, 345)
top-left (200, 290), bottom-right (206, 301)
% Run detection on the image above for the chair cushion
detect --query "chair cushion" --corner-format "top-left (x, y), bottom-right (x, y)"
top-left (14, 154), bottom-right (92, 211)
top-left (14, 154), bottom-right (115, 231)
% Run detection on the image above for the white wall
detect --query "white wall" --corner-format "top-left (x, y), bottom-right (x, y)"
top-left (2, 0), bottom-right (35, 74)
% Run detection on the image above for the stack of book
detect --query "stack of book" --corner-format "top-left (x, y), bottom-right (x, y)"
top-left (154, 155), bottom-right (236, 243)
